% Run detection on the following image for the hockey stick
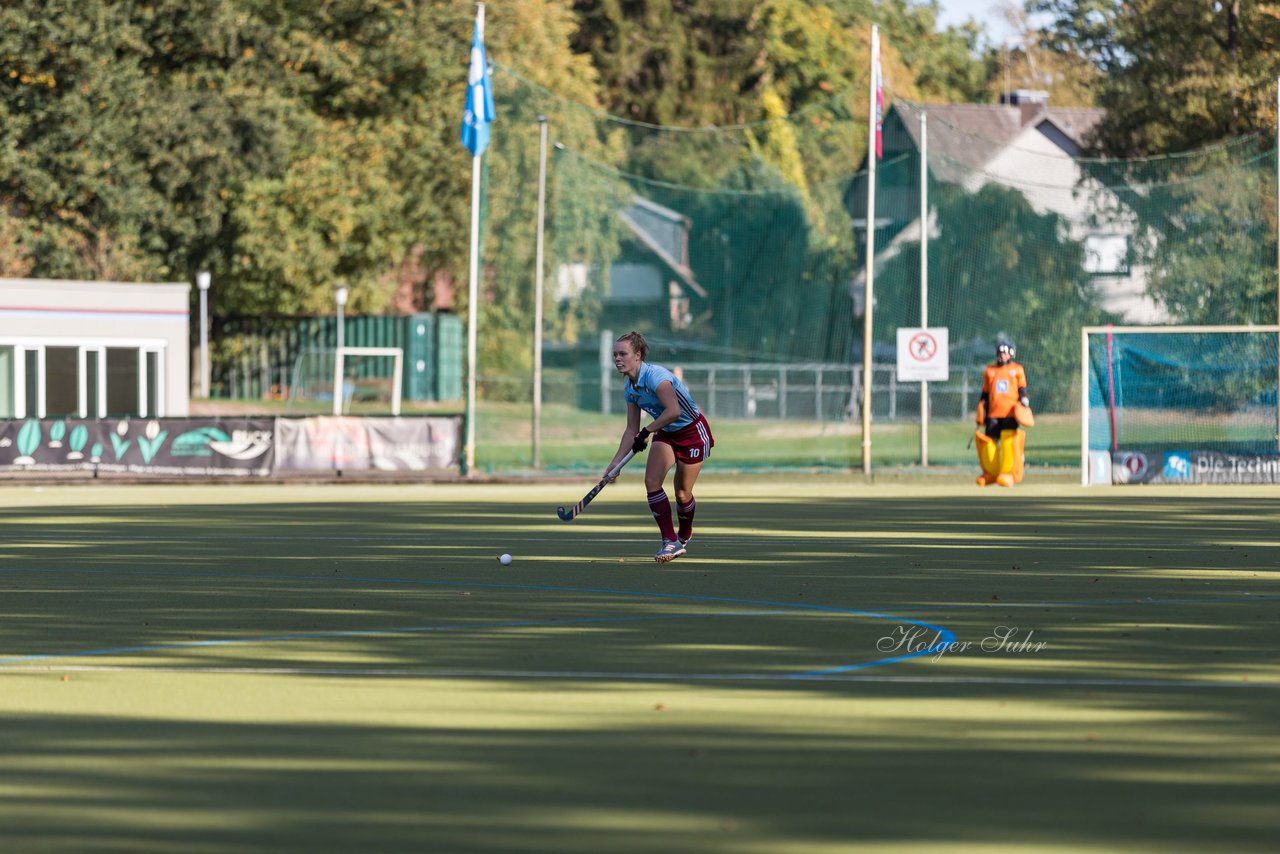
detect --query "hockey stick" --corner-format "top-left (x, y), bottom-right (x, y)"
top-left (557, 450), bottom-right (635, 521)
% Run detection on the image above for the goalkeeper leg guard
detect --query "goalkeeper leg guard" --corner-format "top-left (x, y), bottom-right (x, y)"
top-left (996, 430), bottom-right (1017, 487)
top-left (975, 431), bottom-right (999, 486)
top-left (1012, 429), bottom-right (1026, 483)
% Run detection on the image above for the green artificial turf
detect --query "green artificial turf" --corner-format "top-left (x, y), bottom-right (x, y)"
top-left (0, 479), bottom-right (1276, 852)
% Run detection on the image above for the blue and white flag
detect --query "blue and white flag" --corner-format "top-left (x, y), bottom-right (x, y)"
top-left (460, 17), bottom-right (496, 157)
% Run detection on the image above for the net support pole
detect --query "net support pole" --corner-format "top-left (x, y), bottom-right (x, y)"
top-left (333, 349), bottom-right (344, 417)
top-left (1080, 328), bottom-right (1089, 486)
top-left (391, 350), bottom-right (402, 417)
top-left (861, 25), bottom-right (879, 475)
top-left (533, 116), bottom-right (548, 469)
top-left (919, 108), bottom-right (929, 467)
top-left (1105, 326), bottom-right (1118, 453)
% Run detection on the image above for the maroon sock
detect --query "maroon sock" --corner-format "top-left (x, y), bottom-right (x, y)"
top-left (676, 497), bottom-right (696, 541)
top-left (647, 490), bottom-right (677, 541)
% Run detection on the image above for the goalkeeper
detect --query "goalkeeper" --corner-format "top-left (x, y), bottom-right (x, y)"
top-left (974, 340), bottom-right (1033, 487)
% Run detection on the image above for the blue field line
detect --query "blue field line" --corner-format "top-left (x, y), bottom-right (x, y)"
top-left (886, 593), bottom-right (1280, 611)
top-left (0, 564), bottom-right (956, 677)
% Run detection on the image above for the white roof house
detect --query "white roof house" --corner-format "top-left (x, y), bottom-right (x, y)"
top-left (0, 278), bottom-right (191, 419)
top-left (858, 96), bottom-right (1167, 324)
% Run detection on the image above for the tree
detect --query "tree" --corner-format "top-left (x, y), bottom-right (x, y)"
top-left (476, 0), bottom-right (611, 390)
top-left (1033, 0), bottom-right (1280, 154)
top-left (0, 0), bottom-right (203, 281)
top-left (0, 0), bottom-right (599, 327)
top-left (873, 0), bottom-right (1000, 104)
top-left (225, 0), bottom-right (478, 314)
top-left (1030, 0), bottom-right (1126, 76)
top-left (570, 0), bottom-right (766, 127)
top-left (987, 1), bottom-right (1101, 106)
top-left (1033, 1), bottom-right (1280, 325)
top-left (1103, 139), bottom-right (1279, 324)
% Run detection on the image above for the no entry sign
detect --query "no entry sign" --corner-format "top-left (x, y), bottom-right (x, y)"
top-left (896, 327), bottom-right (949, 381)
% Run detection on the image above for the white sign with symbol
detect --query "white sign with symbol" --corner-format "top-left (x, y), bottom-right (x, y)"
top-left (896, 328), bottom-right (949, 381)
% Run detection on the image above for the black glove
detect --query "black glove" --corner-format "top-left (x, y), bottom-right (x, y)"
top-left (631, 427), bottom-right (651, 454)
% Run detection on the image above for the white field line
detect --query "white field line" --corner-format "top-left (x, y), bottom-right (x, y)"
top-left (0, 663), bottom-right (1275, 690)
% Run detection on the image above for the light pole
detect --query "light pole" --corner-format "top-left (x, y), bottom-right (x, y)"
top-left (533, 115), bottom-right (548, 468)
top-left (196, 270), bottom-right (211, 398)
top-left (335, 285), bottom-right (349, 352)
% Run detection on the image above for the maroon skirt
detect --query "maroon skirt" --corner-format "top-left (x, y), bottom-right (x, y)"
top-left (652, 413), bottom-right (714, 464)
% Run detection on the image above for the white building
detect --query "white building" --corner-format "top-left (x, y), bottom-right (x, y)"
top-left (0, 278), bottom-right (191, 419)
top-left (860, 95), bottom-right (1167, 324)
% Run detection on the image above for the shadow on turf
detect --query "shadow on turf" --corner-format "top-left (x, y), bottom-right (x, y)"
top-left (0, 494), bottom-right (1278, 850)
top-left (0, 683), bottom-right (1276, 853)
top-left (0, 494), bottom-right (1276, 681)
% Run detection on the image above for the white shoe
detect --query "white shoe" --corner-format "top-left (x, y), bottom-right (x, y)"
top-left (654, 540), bottom-right (686, 563)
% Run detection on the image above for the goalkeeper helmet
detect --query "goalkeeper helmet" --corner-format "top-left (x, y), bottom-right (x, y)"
top-left (996, 340), bottom-right (1015, 359)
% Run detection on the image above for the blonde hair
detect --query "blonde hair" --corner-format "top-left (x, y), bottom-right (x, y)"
top-left (615, 330), bottom-right (649, 361)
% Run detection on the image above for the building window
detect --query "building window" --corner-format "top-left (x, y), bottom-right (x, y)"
top-left (0, 343), bottom-right (165, 419)
top-left (145, 350), bottom-right (160, 417)
top-left (86, 350), bottom-right (101, 418)
top-left (24, 349), bottom-right (39, 417)
top-left (45, 346), bottom-right (79, 417)
top-left (106, 347), bottom-right (140, 416)
top-left (0, 346), bottom-right (12, 418)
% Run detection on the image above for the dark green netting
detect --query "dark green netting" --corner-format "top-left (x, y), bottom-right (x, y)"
top-left (1087, 330), bottom-right (1280, 455)
top-left (471, 67), bottom-right (1280, 471)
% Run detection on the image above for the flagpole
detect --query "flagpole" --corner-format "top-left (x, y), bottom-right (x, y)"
top-left (861, 25), bottom-right (880, 475)
top-left (462, 2), bottom-right (490, 476)
top-left (465, 149), bottom-right (481, 476)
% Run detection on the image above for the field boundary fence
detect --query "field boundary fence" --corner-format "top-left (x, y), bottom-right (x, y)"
top-left (674, 361), bottom-right (988, 422)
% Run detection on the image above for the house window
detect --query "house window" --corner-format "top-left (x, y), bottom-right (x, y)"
top-left (607, 263), bottom-right (663, 303)
top-left (1085, 234), bottom-right (1130, 276)
top-left (554, 263), bottom-right (590, 302)
top-left (668, 281), bottom-right (691, 331)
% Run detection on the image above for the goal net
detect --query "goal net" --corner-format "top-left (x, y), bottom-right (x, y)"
top-left (286, 347), bottom-right (403, 415)
top-left (1082, 326), bottom-right (1280, 485)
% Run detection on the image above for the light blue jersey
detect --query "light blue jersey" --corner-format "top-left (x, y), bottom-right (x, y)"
top-left (624, 362), bottom-right (700, 432)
